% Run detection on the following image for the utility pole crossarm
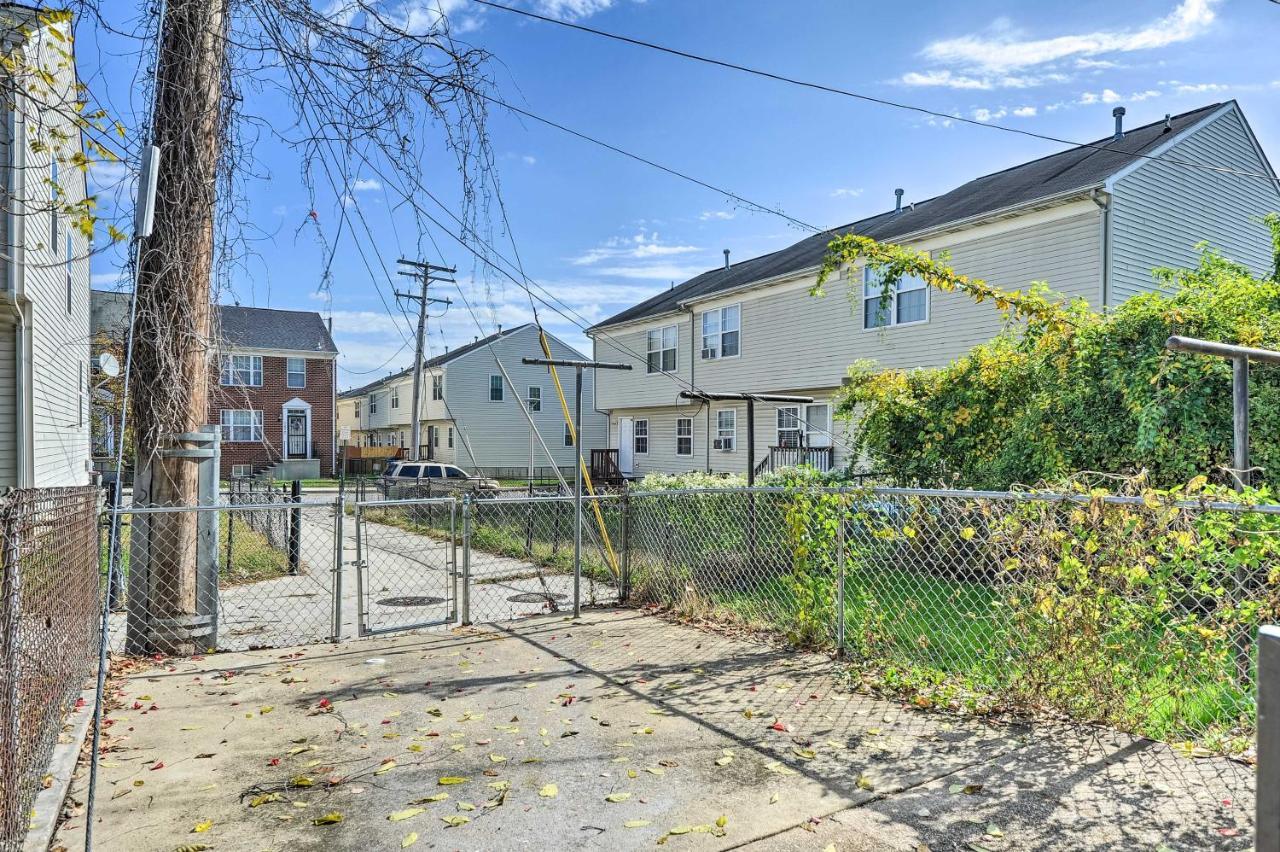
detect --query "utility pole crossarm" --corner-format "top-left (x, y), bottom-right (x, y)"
top-left (521, 357), bottom-right (632, 370)
top-left (397, 257), bottom-right (457, 460)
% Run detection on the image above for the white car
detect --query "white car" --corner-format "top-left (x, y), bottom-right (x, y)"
top-left (379, 461), bottom-right (499, 494)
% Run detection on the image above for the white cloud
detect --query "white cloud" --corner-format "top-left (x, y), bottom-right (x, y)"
top-left (972, 107), bottom-right (1007, 122)
top-left (899, 69), bottom-right (1060, 90)
top-left (88, 160), bottom-right (131, 191)
top-left (521, 154), bottom-right (537, 166)
top-left (1075, 58), bottom-right (1120, 70)
top-left (534, 0), bottom-right (614, 19)
top-left (570, 231), bottom-right (700, 266)
top-left (592, 263), bottom-right (710, 281)
top-left (829, 188), bottom-right (864, 199)
top-left (699, 210), bottom-right (736, 221)
top-left (352, 178), bottom-right (382, 192)
top-left (1079, 88), bottom-right (1160, 104)
top-left (921, 0), bottom-right (1219, 74)
top-left (1012, 105), bottom-right (1037, 117)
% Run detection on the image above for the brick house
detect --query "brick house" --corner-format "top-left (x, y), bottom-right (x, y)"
top-left (91, 292), bottom-right (339, 479)
top-left (212, 305), bottom-right (338, 480)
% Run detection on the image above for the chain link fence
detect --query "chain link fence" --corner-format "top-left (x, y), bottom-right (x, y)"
top-left (107, 500), bottom-right (342, 655)
top-left (626, 485), bottom-right (1280, 753)
top-left (1, 487), bottom-right (101, 851)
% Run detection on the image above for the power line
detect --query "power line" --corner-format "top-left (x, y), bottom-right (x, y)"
top-left (472, 0), bottom-right (1280, 187)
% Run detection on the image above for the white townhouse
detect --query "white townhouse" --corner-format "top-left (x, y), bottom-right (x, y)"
top-left (588, 101), bottom-right (1280, 479)
top-left (339, 324), bottom-right (608, 478)
top-left (0, 5), bottom-right (93, 486)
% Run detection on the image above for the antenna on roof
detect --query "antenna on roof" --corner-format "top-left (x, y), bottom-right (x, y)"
top-left (894, 188), bottom-right (904, 214)
top-left (1112, 106), bottom-right (1126, 141)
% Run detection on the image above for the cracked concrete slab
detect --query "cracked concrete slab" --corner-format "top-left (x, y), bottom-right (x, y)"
top-left (57, 609), bottom-right (1253, 851)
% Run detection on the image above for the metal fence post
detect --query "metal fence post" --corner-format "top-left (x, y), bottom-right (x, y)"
top-left (1260, 625), bottom-right (1280, 852)
top-left (0, 503), bottom-right (21, 844)
top-left (835, 494), bottom-right (847, 659)
top-left (331, 496), bottom-right (344, 642)
top-left (288, 479), bottom-right (301, 575)
top-left (461, 493), bottom-right (472, 625)
top-left (619, 486), bottom-right (632, 603)
top-left (450, 499), bottom-right (459, 623)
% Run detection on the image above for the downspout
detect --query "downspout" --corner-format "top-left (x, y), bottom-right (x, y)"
top-left (1091, 188), bottom-right (1111, 310)
top-left (5, 96), bottom-right (28, 486)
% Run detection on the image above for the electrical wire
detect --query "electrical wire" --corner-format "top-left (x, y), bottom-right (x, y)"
top-left (473, 0), bottom-right (1280, 186)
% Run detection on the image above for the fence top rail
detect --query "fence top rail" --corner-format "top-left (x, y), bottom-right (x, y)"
top-left (353, 496), bottom-right (458, 509)
top-left (473, 492), bottom-right (622, 506)
top-left (625, 484), bottom-right (1280, 515)
top-left (114, 500), bottom-right (338, 515)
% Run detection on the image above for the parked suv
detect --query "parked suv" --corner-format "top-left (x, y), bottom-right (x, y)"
top-left (379, 461), bottom-right (500, 495)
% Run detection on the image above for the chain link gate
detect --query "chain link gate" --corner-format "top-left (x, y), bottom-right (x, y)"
top-left (353, 497), bottom-right (459, 635)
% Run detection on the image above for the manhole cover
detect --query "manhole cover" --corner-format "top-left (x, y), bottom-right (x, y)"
top-left (376, 596), bottom-right (445, 607)
top-left (507, 592), bottom-right (567, 603)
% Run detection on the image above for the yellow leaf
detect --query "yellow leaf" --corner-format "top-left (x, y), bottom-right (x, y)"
top-left (375, 761), bottom-right (397, 775)
top-left (312, 811), bottom-right (343, 826)
top-left (716, 815), bottom-right (727, 828)
top-left (441, 815), bottom-right (470, 827)
top-left (539, 783), bottom-right (558, 798)
top-left (401, 832), bottom-right (419, 847)
top-left (410, 793), bottom-right (449, 804)
top-left (249, 792), bottom-right (281, 808)
top-left (623, 819), bottom-right (651, 828)
top-left (605, 793), bottom-right (631, 803)
top-left (191, 819), bottom-right (213, 834)
top-left (437, 776), bottom-right (467, 785)
top-left (388, 807), bottom-right (425, 822)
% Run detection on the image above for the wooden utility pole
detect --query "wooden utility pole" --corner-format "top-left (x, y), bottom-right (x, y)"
top-left (129, 0), bottom-right (230, 655)
top-left (395, 258), bottom-right (453, 460)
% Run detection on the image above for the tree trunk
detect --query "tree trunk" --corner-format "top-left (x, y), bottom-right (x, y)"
top-left (128, 0), bottom-right (228, 656)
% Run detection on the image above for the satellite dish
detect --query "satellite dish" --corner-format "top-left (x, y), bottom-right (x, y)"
top-left (95, 352), bottom-right (121, 378)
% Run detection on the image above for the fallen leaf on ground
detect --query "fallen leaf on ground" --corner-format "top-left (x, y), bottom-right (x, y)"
top-left (191, 820), bottom-right (212, 834)
top-left (312, 811), bottom-right (343, 826)
top-left (539, 783), bottom-right (558, 798)
top-left (401, 832), bottom-right (418, 847)
top-left (605, 793), bottom-right (631, 803)
top-left (438, 776), bottom-right (468, 786)
top-left (441, 815), bottom-right (470, 827)
top-left (623, 819), bottom-right (651, 828)
top-left (388, 807), bottom-right (425, 822)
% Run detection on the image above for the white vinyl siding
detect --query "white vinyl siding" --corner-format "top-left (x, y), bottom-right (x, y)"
top-left (1109, 106), bottom-right (1280, 303)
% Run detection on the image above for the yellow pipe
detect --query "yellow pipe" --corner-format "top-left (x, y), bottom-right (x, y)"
top-left (539, 330), bottom-right (621, 580)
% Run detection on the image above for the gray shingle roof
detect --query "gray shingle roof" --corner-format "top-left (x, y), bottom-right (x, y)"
top-left (592, 103), bottom-right (1227, 330)
top-left (218, 305), bottom-right (337, 354)
top-left (339, 324), bottom-right (532, 398)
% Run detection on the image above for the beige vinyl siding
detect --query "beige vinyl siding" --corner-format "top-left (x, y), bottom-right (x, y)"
top-left (610, 389), bottom-right (853, 478)
top-left (593, 316), bottom-right (692, 411)
top-left (674, 206), bottom-right (1102, 395)
top-left (1109, 106), bottom-right (1280, 303)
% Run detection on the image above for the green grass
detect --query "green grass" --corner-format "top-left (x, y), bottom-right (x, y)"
top-left (100, 513), bottom-right (291, 586)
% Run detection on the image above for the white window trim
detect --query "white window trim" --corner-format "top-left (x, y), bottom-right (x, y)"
top-left (633, 418), bottom-right (649, 455)
top-left (564, 423), bottom-right (574, 447)
top-left (527, 385), bottom-right (542, 412)
top-left (220, 409), bottom-right (264, 443)
top-left (804, 402), bottom-right (833, 449)
top-left (716, 409), bottom-right (737, 451)
top-left (432, 374), bottom-right (444, 401)
top-left (700, 303), bottom-right (741, 361)
top-left (282, 397), bottom-right (313, 459)
top-left (220, 354), bottom-right (263, 387)
top-left (862, 266), bottom-right (930, 330)
top-left (489, 373), bottom-right (504, 402)
top-left (675, 417), bottom-right (693, 456)
top-left (286, 356), bottom-right (307, 389)
top-left (390, 386), bottom-right (400, 409)
top-left (776, 405), bottom-right (801, 449)
top-left (646, 325), bottom-right (678, 376)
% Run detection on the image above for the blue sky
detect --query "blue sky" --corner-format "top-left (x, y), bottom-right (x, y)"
top-left (80, 0), bottom-right (1280, 388)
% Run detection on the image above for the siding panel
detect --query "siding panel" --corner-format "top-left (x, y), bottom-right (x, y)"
top-left (1110, 107), bottom-right (1280, 302)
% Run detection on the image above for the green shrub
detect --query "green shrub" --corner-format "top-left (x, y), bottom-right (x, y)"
top-left (831, 219), bottom-right (1280, 490)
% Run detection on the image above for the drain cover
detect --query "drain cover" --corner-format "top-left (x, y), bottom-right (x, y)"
top-left (376, 596), bottom-right (445, 607)
top-left (507, 592), bottom-right (567, 603)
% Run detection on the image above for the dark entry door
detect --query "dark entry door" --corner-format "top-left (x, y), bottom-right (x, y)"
top-left (287, 411), bottom-right (307, 458)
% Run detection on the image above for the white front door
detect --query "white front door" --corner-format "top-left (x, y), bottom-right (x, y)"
top-left (617, 417), bottom-right (634, 475)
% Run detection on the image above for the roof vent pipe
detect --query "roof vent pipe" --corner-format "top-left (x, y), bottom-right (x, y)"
top-left (723, 249), bottom-right (730, 270)
top-left (1112, 106), bottom-right (1126, 141)
top-left (894, 188), bottom-right (904, 214)
top-left (1162, 113), bottom-right (1173, 133)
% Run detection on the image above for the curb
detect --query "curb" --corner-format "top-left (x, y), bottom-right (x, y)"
top-left (24, 683), bottom-right (97, 852)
